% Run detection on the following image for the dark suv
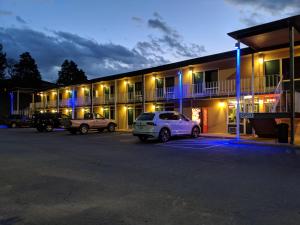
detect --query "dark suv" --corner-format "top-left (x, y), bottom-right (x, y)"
top-left (2, 115), bottom-right (31, 128)
top-left (32, 113), bottom-right (70, 132)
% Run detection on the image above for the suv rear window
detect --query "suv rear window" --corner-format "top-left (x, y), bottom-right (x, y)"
top-left (159, 113), bottom-right (180, 120)
top-left (136, 113), bottom-right (155, 121)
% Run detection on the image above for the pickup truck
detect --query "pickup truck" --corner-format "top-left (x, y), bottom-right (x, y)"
top-left (66, 113), bottom-right (117, 134)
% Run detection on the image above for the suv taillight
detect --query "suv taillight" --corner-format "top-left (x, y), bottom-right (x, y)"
top-left (147, 122), bottom-right (156, 126)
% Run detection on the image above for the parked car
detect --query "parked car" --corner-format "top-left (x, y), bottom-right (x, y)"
top-left (132, 111), bottom-right (201, 142)
top-left (32, 112), bottom-right (70, 132)
top-left (66, 113), bottom-right (117, 134)
top-left (2, 114), bottom-right (31, 128)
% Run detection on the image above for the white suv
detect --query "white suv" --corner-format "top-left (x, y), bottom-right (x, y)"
top-left (132, 111), bottom-right (201, 142)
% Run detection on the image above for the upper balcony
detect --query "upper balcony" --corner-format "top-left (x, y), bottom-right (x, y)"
top-left (184, 75), bottom-right (281, 99)
top-left (118, 90), bottom-right (143, 104)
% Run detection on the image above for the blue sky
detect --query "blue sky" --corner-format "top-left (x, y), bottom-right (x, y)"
top-left (1, 0), bottom-right (299, 81)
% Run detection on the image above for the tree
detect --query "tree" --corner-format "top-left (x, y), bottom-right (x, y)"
top-left (12, 52), bottom-right (42, 88)
top-left (0, 44), bottom-right (7, 80)
top-left (56, 60), bottom-right (87, 85)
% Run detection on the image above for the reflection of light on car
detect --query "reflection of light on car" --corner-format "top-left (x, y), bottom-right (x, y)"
top-left (0, 125), bottom-right (8, 129)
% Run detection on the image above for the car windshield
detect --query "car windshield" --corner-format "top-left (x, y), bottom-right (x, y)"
top-left (136, 113), bottom-right (155, 121)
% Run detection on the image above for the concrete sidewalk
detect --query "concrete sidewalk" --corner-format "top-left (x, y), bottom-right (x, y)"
top-left (200, 133), bottom-right (300, 148)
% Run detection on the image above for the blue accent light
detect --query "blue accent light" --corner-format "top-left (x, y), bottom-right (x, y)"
top-left (71, 89), bottom-right (76, 119)
top-left (10, 92), bottom-right (14, 115)
top-left (236, 42), bottom-right (241, 141)
top-left (178, 70), bottom-right (183, 113)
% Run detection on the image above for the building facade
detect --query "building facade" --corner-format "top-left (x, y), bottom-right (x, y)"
top-left (30, 16), bottom-right (300, 137)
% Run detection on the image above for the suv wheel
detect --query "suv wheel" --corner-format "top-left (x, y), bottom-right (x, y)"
top-left (11, 122), bottom-right (17, 128)
top-left (191, 126), bottom-right (200, 138)
top-left (79, 124), bottom-right (89, 134)
top-left (159, 128), bottom-right (170, 143)
top-left (45, 124), bottom-right (53, 132)
top-left (107, 123), bottom-right (115, 132)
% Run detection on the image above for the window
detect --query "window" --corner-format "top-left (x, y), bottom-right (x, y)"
top-left (135, 82), bottom-right (142, 92)
top-left (165, 77), bottom-right (174, 87)
top-left (156, 78), bottom-right (164, 88)
top-left (84, 113), bottom-right (93, 120)
top-left (265, 60), bottom-right (280, 76)
top-left (180, 114), bottom-right (189, 121)
top-left (137, 113), bottom-right (155, 121)
top-left (104, 108), bottom-right (109, 119)
top-left (205, 70), bottom-right (218, 83)
top-left (159, 113), bottom-right (180, 120)
top-left (264, 60), bottom-right (280, 87)
top-left (193, 72), bottom-right (204, 84)
top-left (110, 85), bottom-right (115, 97)
top-left (135, 108), bottom-right (143, 119)
top-left (282, 57), bottom-right (300, 80)
top-left (110, 107), bottom-right (115, 120)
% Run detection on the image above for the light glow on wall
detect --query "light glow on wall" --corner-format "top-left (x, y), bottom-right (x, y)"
top-left (218, 101), bottom-right (225, 108)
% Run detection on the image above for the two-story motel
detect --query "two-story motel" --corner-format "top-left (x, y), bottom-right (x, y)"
top-left (30, 15), bottom-right (300, 142)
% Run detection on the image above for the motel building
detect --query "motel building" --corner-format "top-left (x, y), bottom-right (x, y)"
top-left (30, 15), bottom-right (300, 143)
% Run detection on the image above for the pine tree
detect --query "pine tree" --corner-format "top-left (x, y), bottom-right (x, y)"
top-left (12, 52), bottom-right (42, 88)
top-left (56, 60), bottom-right (87, 85)
top-left (0, 44), bottom-right (7, 80)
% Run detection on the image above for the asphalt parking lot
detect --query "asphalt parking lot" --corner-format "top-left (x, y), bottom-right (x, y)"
top-left (0, 128), bottom-right (300, 225)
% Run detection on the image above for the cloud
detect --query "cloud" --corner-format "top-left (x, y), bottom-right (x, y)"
top-left (16, 16), bottom-right (27, 24)
top-left (225, 0), bottom-right (300, 26)
top-left (0, 13), bottom-right (205, 82)
top-left (225, 0), bottom-right (300, 14)
top-left (145, 13), bottom-right (206, 58)
top-left (132, 16), bottom-right (143, 23)
top-left (0, 10), bottom-right (13, 16)
top-left (0, 27), bottom-right (168, 81)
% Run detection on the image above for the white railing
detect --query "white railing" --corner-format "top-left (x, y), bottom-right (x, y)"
top-left (187, 75), bottom-right (281, 98)
top-left (46, 100), bottom-right (57, 108)
top-left (34, 102), bottom-right (45, 109)
top-left (59, 98), bottom-right (72, 107)
top-left (76, 96), bottom-right (91, 106)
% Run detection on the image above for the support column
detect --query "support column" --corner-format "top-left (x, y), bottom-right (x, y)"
top-left (91, 83), bottom-right (94, 113)
top-left (143, 74), bottom-right (146, 112)
top-left (178, 69), bottom-right (183, 114)
top-left (114, 80), bottom-right (118, 123)
top-left (17, 89), bottom-right (20, 114)
top-left (235, 42), bottom-right (241, 141)
top-left (289, 24), bottom-right (295, 145)
top-left (57, 89), bottom-right (60, 113)
top-left (10, 92), bottom-right (14, 115)
top-left (72, 87), bottom-right (75, 119)
top-left (251, 53), bottom-right (255, 136)
top-left (32, 92), bottom-right (35, 114)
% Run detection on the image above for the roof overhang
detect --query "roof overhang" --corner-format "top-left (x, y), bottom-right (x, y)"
top-left (228, 15), bottom-right (300, 51)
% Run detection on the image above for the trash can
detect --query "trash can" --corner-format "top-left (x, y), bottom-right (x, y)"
top-left (277, 123), bottom-right (289, 143)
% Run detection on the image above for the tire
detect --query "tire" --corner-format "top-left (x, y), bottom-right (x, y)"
top-left (11, 122), bottom-right (17, 128)
top-left (79, 124), bottom-right (89, 135)
top-left (138, 136), bottom-right (148, 142)
top-left (159, 128), bottom-right (170, 143)
top-left (191, 126), bottom-right (200, 138)
top-left (45, 124), bottom-right (53, 132)
top-left (107, 123), bottom-right (116, 132)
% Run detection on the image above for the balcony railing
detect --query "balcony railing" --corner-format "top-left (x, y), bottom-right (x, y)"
top-left (76, 96), bottom-right (91, 106)
top-left (59, 98), bottom-right (72, 107)
top-left (46, 100), bottom-right (57, 108)
top-left (185, 75), bottom-right (281, 98)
